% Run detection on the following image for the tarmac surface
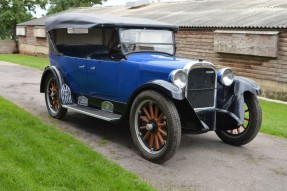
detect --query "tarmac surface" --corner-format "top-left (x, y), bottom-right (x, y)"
top-left (0, 61), bottom-right (286, 191)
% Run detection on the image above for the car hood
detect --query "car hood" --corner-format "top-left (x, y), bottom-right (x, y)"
top-left (127, 52), bottom-right (196, 71)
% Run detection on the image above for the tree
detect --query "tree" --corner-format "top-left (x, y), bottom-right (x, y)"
top-left (0, 0), bottom-right (47, 40)
top-left (47, 0), bottom-right (103, 15)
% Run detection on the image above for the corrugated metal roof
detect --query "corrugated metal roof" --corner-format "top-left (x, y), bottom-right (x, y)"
top-left (18, 0), bottom-right (287, 29)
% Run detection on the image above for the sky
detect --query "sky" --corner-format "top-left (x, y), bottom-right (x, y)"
top-left (31, 0), bottom-right (185, 18)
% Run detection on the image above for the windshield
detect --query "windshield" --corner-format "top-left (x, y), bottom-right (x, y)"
top-left (119, 29), bottom-right (175, 55)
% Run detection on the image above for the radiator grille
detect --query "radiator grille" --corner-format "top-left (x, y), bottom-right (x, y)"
top-left (186, 68), bottom-right (216, 108)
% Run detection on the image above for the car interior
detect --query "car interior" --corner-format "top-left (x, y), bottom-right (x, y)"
top-left (53, 28), bottom-right (122, 60)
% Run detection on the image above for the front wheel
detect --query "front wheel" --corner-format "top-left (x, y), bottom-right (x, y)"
top-left (216, 92), bottom-right (262, 146)
top-left (44, 74), bottom-right (67, 119)
top-left (130, 90), bottom-right (181, 163)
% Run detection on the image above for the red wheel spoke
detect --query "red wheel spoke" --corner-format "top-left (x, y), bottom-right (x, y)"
top-left (143, 131), bottom-right (151, 141)
top-left (158, 122), bottom-right (166, 128)
top-left (242, 125), bottom-right (246, 129)
top-left (157, 132), bottom-right (164, 145)
top-left (52, 99), bottom-right (56, 107)
top-left (154, 134), bottom-right (159, 150)
top-left (157, 113), bottom-right (164, 123)
top-left (52, 81), bottom-right (56, 89)
top-left (55, 100), bottom-right (58, 109)
top-left (139, 126), bottom-right (146, 130)
top-left (140, 116), bottom-right (149, 123)
top-left (237, 128), bottom-right (240, 134)
top-left (230, 129), bottom-right (234, 134)
top-left (158, 128), bottom-right (167, 136)
top-left (142, 107), bottom-right (151, 119)
top-left (154, 105), bottom-right (159, 119)
top-left (149, 134), bottom-right (155, 148)
top-left (149, 102), bottom-right (154, 119)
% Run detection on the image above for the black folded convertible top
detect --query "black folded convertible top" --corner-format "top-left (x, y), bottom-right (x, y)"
top-left (45, 13), bottom-right (178, 31)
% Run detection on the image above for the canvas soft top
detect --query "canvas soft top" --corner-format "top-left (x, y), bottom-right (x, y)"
top-left (45, 13), bottom-right (178, 31)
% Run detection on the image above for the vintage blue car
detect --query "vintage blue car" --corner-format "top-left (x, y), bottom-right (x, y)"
top-left (40, 13), bottom-right (262, 163)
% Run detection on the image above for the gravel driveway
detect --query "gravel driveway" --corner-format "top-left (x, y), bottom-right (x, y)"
top-left (0, 61), bottom-right (286, 191)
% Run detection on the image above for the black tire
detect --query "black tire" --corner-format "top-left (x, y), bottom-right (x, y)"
top-left (215, 92), bottom-right (262, 146)
top-left (44, 74), bottom-right (67, 119)
top-left (130, 90), bottom-right (181, 163)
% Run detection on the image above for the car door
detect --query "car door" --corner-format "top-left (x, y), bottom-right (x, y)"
top-left (87, 58), bottom-right (120, 100)
top-left (59, 56), bottom-right (88, 94)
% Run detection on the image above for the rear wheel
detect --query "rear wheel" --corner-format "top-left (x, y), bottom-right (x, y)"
top-left (216, 93), bottom-right (262, 146)
top-left (45, 74), bottom-right (67, 119)
top-left (130, 90), bottom-right (181, 163)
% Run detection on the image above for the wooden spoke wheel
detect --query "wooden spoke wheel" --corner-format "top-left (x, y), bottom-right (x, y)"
top-left (215, 93), bottom-right (262, 146)
top-left (136, 101), bottom-right (168, 153)
top-left (130, 90), bottom-right (181, 163)
top-left (226, 104), bottom-right (250, 135)
top-left (44, 74), bottom-right (67, 119)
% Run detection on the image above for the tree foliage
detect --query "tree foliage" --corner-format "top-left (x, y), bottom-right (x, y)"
top-left (47, 0), bottom-right (103, 15)
top-left (0, 0), bottom-right (47, 40)
top-left (0, 0), bottom-right (104, 40)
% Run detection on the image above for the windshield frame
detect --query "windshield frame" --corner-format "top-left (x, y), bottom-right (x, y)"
top-left (119, 28), bottom-right (176, 56)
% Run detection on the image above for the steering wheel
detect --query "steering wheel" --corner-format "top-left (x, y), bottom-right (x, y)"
top-left (122, 42), bottom-right (136, 53)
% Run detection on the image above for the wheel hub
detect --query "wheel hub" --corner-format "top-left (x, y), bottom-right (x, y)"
top-left (147, 119), bottom-right (158, 133)
top-left (145, 123), bottom-right (153, 131)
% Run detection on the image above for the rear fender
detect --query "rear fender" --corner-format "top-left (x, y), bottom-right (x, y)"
top-left (40, 66), bottom-right (64, 93)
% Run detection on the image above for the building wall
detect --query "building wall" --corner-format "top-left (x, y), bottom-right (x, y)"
top-left (18, 26), bottom-right (48, 56)
top-left (0, 40), bottom-right (18, 53)
top-left (176, 30), bottom-right (287, 101)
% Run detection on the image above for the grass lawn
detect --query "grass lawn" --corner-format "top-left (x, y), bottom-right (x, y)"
top-left (260, 100), bottom-right (287, 138)
top-left (0, 97), bottom-right (156, 191)
top-left (0, 54), bottom-right (48, 70)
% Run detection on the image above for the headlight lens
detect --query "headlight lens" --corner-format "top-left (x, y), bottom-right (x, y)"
top-left (170, 69), bottom-right (187, 88)
top-left (217, 68), bottom-right (234, 86)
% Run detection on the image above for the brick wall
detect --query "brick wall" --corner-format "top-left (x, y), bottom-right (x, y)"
top-left (18, 26), bottom-right (48, 56)
top-left (176, 29), bottom-right (287, 100)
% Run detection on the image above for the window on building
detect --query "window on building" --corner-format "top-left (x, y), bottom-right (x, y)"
top-left (214, 30), bottom-right (279, 58)
top-left (16, 27), bottom-right (26, 36)
top-left (34, 27), bottom-right (46, 38)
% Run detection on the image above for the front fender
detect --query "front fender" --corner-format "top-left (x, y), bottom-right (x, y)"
top-left (40, 66), bottom-right (64, 93)
top-left (122, 80), bottom-right (184, 119)
top-left (133, 80), bottom-right (185, 100)
top-left (217, 76), bottom-right (261, 125)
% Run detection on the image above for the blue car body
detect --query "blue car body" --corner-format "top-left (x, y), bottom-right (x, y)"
top-left (49, 52), bottom-right (190, 103)
top-left (40, 12), bottom-right (261, 134)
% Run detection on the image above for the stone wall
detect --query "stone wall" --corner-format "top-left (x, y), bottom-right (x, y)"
top-left (0, 40), bottom-right (18, 54)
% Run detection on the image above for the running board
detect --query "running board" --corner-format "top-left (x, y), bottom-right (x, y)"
top-left (62, 105), bottom-right (121, 121)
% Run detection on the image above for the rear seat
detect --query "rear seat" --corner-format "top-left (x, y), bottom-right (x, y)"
top-left (56, 44), bottom-right (111, 60)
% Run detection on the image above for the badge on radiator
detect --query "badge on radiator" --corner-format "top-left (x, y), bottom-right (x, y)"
top-left (61, 84), bottom-right (73, 104)
top-left (78, 96), bottom-right (88, 106)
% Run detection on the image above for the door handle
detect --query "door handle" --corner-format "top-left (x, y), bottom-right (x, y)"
top-left (79, 65), bottom-right (85, 69)
top-left (90, 66), bottom-right (95, 70)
